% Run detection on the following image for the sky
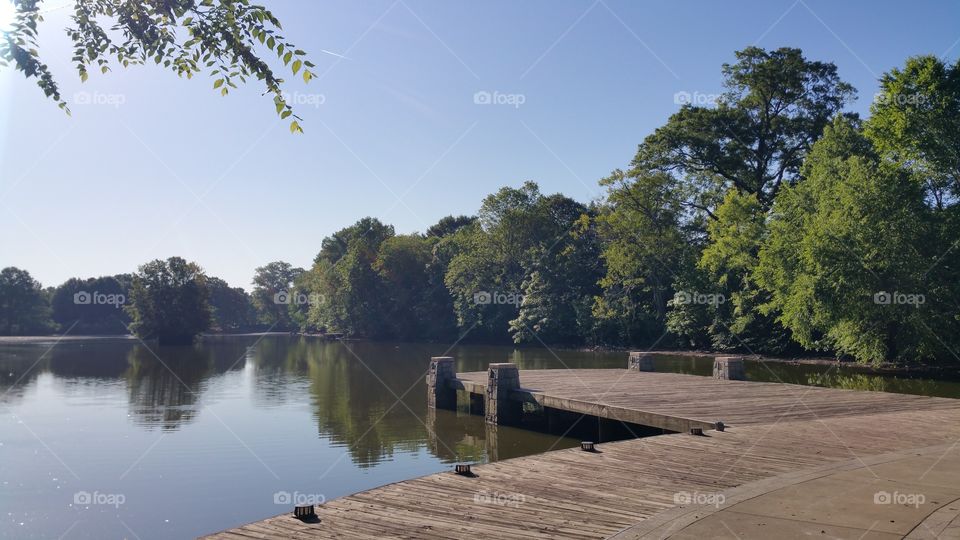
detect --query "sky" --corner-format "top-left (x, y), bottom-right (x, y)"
top-left (1, 0), bottom-right (958, 290)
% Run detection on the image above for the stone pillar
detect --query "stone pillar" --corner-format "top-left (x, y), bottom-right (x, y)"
top-left (427, 357), bottom-right (456, 410)
top-left (485, 423), bottom-right (500, 462)
top-left (628, 351), bottom-right (655, 371)
top-left (713, 356), bottom-right (746, 380)
top-left (485, 363), bottom-right (522, 426)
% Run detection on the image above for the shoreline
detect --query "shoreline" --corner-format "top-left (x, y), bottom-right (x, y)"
top-left (1, 332), bottom-right (955, 377)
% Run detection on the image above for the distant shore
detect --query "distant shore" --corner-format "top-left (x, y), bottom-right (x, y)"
top-left (0, 334), bottom-right (140, 344)
top-left (1, 333), bottom-right (955, 377)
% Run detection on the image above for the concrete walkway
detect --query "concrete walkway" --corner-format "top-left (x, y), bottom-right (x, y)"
top-left (613, 443), bottom-right (960, 539)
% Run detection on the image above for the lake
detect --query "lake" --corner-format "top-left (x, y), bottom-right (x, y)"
top-left (2, 336), bottom-right (960, 539)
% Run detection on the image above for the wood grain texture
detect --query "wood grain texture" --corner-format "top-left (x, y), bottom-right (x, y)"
top-left (203, 369), bottom-right (960, 539)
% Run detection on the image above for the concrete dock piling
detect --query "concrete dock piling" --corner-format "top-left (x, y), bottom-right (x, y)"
top-left (713, 356), bottom-right (746, 380)
top-left (427, 357), bottom-right (457, 410)
top-left (485, 363), bottom-right (521, 426)
top-left (628, 352), bottom-right (655, 371)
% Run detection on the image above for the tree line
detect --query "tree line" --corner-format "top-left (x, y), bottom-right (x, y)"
top-left (2, 47), bottom-right (958, 364)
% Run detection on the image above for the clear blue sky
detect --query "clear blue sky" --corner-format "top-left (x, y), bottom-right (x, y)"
top-left (1, 0), bottom-right (958, 290)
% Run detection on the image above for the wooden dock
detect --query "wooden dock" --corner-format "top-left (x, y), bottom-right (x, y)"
top-left (204, 357), bottom-right (960, 539)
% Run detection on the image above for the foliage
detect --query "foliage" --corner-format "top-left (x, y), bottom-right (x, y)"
top-left (3, 48), bottom-right (958, 367)
top-left (250, 261), bottom-right (303, 330)
top-left (633, 46), bottom-right (854, 211)
top-left (865, 55), bottom-right (960, 207)
top-left (592, 171), bottom-right (686, 346)
top-left (126, 257), bottom-right (211, 344)
top-left (304, 218), bottom-right (394, 337)
top-left (0, 0), bottom-right (316, 132)
top-left (443, 182), bottom-right (596, 343)
top-left (50, 275), bottom-right (131, 334)
top-left (0, 267), bottom-right (54, 335)
top-left (756, 116), bottom-right (959, 364)
top-left (207, 276), bottom-right (256, 332)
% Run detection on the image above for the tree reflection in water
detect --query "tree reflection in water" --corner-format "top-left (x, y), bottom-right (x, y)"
top-left (5, 337), bottom-right (959, 470)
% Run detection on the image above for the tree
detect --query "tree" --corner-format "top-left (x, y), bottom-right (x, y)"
top-left (865, 55), bottom-right (960, 207)
top-left (698, 189), bottom-right (792, 353)
top-left (593, 171), bottom-right (687, 346)
top-left (425, 215), bottom-right (477, 238)
top-left (250, 261), bottom-right (304, 330)
top-left (1, 0), bottom-right (317, 133)
top-left (303, 218), bottom-right (394, 337)
top-left (373, 234), bottom-right (439, 339)
top-left (0, 267), bottom-right (54, 335)
top-left (443, 182), bottom-right (598, 343)
top-left (50, 275), bottom-right (130, 334)
top-left (207, 277), bottom-right (255, 332)
top-left (635, 46), bottom-right (855, 211)
top-left (756, 116), bottom-right (956, 364)
top-left (126, 257), bottom-right (211, 345)
top-left (611, 47), bottom-right (855, 353)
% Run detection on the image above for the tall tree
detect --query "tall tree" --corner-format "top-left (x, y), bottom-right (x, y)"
top-left (635, 46), bottom-right (855, 211)
top-left (756, 116), bottom-right (956, 364)
top-left (616, 47), bottom-right (855, 353)
top-left (594, 171), bottom-right (687, 346)
top-left (251, 261), bottom-right (304, 331)
top-left (304, 218), bottom-right (394, 337)
top-left (443, 182), bottom-right (597, 343)
top-left (207, 277), bottom-right (255, 333)
top-left (865, 55), bottom-right (960, 207)
top-left (0, 267), bottom-right (54, 335)
top-left (50, 275), bottom-right (130, 334)
top-left (126, 257), bottom-right (211, 345)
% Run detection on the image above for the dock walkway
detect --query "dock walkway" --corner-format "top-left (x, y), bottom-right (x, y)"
top-left (204, 361), bottom-right (960, 539)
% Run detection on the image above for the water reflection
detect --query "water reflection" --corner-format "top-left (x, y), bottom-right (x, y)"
top-left (4, 338), bottom-right (960, 539)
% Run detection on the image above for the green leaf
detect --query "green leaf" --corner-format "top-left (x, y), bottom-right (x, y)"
top-left (290, 120), bottom-right (302, 134)
top-left (213, 78), bottom-right (224, 89)
top-left (283, 51), bottom-right (292, 65)
top-left (292, 60), bottom-right (302, 75)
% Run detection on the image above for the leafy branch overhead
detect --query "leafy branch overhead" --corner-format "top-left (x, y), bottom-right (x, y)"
top-left (0, 0), bottom-right (316, 133)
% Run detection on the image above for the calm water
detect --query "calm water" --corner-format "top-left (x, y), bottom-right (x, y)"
top-left (2, 337), bottom-right (960, 539)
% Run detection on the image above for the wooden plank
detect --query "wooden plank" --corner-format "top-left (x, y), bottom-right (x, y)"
top-left (203, 369), bottom-right (960, 540)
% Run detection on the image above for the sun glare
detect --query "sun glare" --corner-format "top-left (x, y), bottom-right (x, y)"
top-left (0, 1), bottom-right (15, 33)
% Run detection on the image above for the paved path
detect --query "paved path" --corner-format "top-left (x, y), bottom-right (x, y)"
top-left (613, 443), bottom-right (960, 539)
